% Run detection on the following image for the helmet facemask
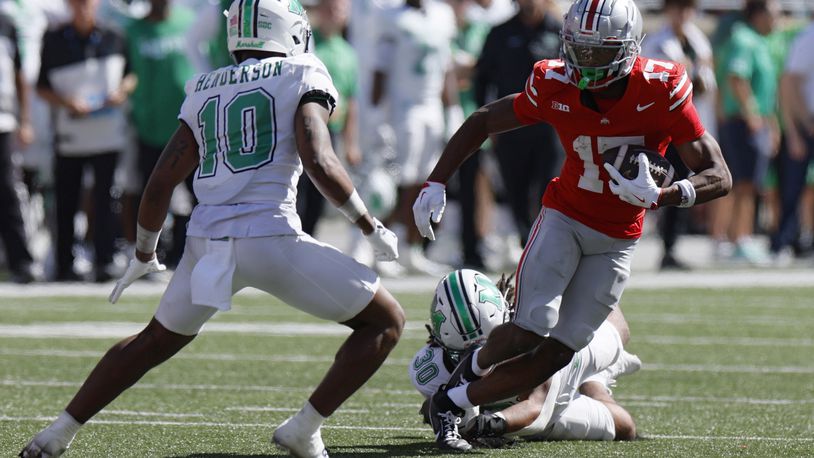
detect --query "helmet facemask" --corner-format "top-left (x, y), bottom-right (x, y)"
top-left (561, 32), bottom-right (640, 90)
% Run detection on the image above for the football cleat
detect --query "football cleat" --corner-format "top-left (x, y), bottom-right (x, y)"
top-left (428, 392), bottom-right (471, 452)
top-left (18, 428), bottom-right (72, 458)
top-left (607, 349), bottom-right (642, 381)
top-left (272, 416), bottom-right (329, 458)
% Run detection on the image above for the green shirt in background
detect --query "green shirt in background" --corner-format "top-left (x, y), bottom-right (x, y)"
top-left (127, 7), bottom-right (197, 147)
top-left (717, 21), bottom-right (777, 118)
top-left (453, 20), bottom-right (490, 117)
top-left (313, 30), bottom-right (357, 133)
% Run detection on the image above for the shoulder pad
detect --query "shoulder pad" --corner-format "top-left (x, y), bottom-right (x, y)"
top-left (524, 59), bottom-right (570, 106)
top-left (639, 58), bottom-right (693, 112)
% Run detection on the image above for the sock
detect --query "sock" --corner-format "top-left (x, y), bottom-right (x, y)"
top-left (51, 410), bottom-right (82, 442)
top-left (296, 401), bottom-right (326, 432)
top-left (471, 348), bottom-right (494, 377)
top-left (447, 385), bottom-right (476, 410)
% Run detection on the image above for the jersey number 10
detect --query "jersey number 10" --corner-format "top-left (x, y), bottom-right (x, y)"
top-left (196, 88), bottom-right (278, 178)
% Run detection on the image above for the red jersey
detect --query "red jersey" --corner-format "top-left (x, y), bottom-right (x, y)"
top-left (513, 56), bottom-right (705, 238)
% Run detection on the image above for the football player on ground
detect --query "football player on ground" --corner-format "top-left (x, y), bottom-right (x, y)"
top-left (20, 1), bottom-right (405, 457)
top-left (412, 0), bottom-right (731, 450)
top-left (409, 271), bottom-right (639, 446)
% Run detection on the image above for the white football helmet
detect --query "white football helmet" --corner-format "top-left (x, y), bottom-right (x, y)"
top-left (225, 0), bottom-right (311, 59)
top-left (430, 269), bottom-right (509, 353)
top-left (560, 0), bottom-right (643, 90)
top-left (360, 167), bottom-right (397, 219)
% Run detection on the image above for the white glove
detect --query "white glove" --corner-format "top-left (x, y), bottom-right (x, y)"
top-left (365, 218), bottom-right (399, 262)
top-left (109, 256), bottom-right (167, 304)
top-left (412, 181), bottom-right (446, 240)
top-left (603, 153), bottom-right (662, 210)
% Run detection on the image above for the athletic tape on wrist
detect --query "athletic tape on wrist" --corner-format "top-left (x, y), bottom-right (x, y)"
top-left (337, 190), bottom-right (368, 222)
top-left (675, 179), bottom-right (696, 208)
top-left (136, 224), bottom-right (161, 254)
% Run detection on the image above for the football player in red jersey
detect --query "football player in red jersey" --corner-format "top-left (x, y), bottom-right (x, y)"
top-left (412, 0), bottom-right (731, 451)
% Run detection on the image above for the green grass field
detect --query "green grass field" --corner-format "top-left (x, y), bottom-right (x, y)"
top-left (1, 286), bottom-right (813, 457)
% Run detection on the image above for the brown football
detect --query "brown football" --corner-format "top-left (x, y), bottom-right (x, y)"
top-left (602, 145), bottom-right (675, 188)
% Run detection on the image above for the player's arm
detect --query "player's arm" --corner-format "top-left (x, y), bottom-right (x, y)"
top-left (657, 132), bottom-right (732, 207)
top-left (108, 122), bottom-right (199, 303)
top-left (426, 95), bottom-right (524, 184)
top-left (136, 122), bottom-right (200, 261)
top-left (496, 384), bottom-right (547, 434)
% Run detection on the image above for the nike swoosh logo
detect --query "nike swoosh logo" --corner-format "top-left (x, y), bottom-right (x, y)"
top-left (636, 102), bottom-right (655, 112)
top-left (632, 194), bottom-right (646, 203)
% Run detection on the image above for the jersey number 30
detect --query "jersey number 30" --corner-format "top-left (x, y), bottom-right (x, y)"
top-left (197, 88), bottom-right (277, 178)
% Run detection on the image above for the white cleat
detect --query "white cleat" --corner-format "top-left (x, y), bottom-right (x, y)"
top-left (19, 428), bottom-right (72, 458)
top-left (272, 416), bottom-right (329, 458)
top-left (608, 350), bottom-right (642, 380)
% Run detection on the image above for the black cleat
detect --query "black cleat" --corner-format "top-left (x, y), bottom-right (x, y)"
top-left (428, 391), bottom-right (471, 452)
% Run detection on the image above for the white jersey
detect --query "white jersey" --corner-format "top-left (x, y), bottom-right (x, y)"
top-left (408, 320), bottom-right (622, 440)
top-left (178, 53), bottom-right (339, 238)
top-left (375, 1), bottom-right (456, 110)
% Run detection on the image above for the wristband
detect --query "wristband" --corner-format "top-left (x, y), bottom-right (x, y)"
top-left (136, 223), bottom-right (161, 254)
top-left (675, 179), bottom-right (696, 208)
top-left (337, 189), bottom-right (368, 222)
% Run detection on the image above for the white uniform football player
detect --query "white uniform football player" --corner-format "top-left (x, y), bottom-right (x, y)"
top-left (371, 0), bottom-right (460, 275)
top-left (20, 1), bottom-right (406, 457)
top-left (409, 271), bottom-right (640, 445)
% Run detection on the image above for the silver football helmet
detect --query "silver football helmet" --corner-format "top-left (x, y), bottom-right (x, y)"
top-left (225, 0), bottom-right (311, 59)
top-left (429, 270), bottom-right (509, 354)
top-left (560, 0), bottom-right (643, 90)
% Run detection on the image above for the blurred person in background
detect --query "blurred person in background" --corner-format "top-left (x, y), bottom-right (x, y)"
top-left (449, 0), bottom-right (492, 269)
top-left (771, 14), bottom-right (814, 263)
top-left (126, 0), bottom-right (198, 267)
top-left (296, 0), bottom-right (361, 236)
top-left (0, 8), bottom-right (36, 283)
top-left (37, 0), bottom-right (135, 281)
top-left (345, 0), bottom-right (402, 267)
top-left (711, 0), bottom-right (780, 264)
top-left (642, 0), bottom-right (717, 270)
top-left (372, 0), bottom-right (460, 276)
top-left (474, 0), bottom-right (563, 249)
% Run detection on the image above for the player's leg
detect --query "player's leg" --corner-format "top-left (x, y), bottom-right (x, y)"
top-left (431, 209), bottom-right (583, 450)
top-left (236, 235), bottom-right (404, 456)
top-left (308, 286), bottom-right (404, 414)
top-left (20, 238), bottom-right (214, 457)
top-left (578, 382), bottom-right (637, 440)
top-left (445, 209), bottom-right (572, 390)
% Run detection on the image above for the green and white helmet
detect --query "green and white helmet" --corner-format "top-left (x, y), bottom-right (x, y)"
top-left (226, 0), bottom-right (311, 58)
top-left (430, 269), bottom-right (509, 353)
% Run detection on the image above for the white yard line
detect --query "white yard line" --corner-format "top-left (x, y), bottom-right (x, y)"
top-left (2, 415), bottom-right (812, 442)
top-left (1, 347), bottom-right (812, 374)
top-left (0, 269), bottom-right (811, 298)
top-left (0, 379), bottom-right (418, 396)
top-left (0, 321), bottom-right (426, 339)
top-left (3, 379), bottom-right (812, 406)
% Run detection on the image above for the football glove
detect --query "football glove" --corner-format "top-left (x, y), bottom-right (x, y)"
top-left (109, 256), bottom-right (166, 304)
top-left (413, 181), bottom-right (446, 240)
top-left (603, 153), bottom-right (662, 210)
top-left (365, 218), bottom-right (399, 262)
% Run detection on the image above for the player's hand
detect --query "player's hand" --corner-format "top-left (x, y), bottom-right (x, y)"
top-left (604, 153), bottom-right (661, 210)
top-left (109, 256), bottom-right (166, 304)
top-left (365, 218), bottom-right (399, 262)
top-left (413, 181), bottom-right (446, 240)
